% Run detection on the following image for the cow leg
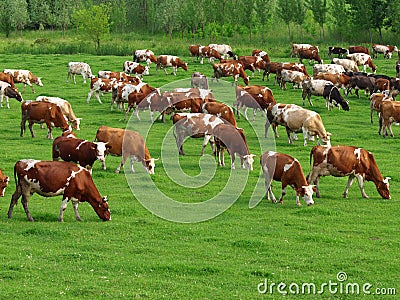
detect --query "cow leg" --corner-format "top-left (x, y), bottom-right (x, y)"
top-left (115, 154), bottom-right (129, 174)
top-left (295, 193), bottom-right (301, 206)
top-left (101, 159), bottom-right (107, 171)
top-left (201, 135), bottom-right (212, 156)
top-left (130, 156), bottom-right (136, 173)
top-left (244, 107), bottom-right (249, 121)
top-left (302, 128), bottom-right (309, 146)
top-left (175, 133), bottom-right (186, 156)
top-left (81, 72), bottom-right (87, 84)
top-left (58, 198), bottom-right (69, 222)
top-left (71, 199), bottom-right (82, 221)
top-left (21, 193), bottom-right (34, 222)
top-left (28, 121), bottom-right (35, 138)
top-left (388, 122), bottom-right (394, 137)
top-left (8, 184), bottom-right (22, 219)
top-left (95, 91), bottom-right (102, 104)
top-left (286, 127), bottom-right (293, 144)
top-left (343, 174), bottom-right (355, 198)
top-left (20, 119), bottom-right (26, 137)
top-left (46, 123), bottom-right (53, 139)
top-left (230, 151), bottom-right (235, 170)
top-left (278, 185), bottom-right (287, 204)
top-left (252, 108), bottom-right (256, 122)
top-left (355, 174), bottom-right (369, 198)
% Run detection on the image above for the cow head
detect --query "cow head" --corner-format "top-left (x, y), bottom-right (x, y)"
top-left (93, 142), bottom-right (108, 162)
top-left (182, 62), bottom-right (188, 71)
top-left (144, 158), bottom-right (159, 175)
top-left (0, 169), bottom-right (9, 197)
top-left (143, 66), bottom-right (150, 76)
top-left (377, 177), bottom-right (391, 199)
top-left (240, 154), bottom-right (256, 171)
top-left (5, 87), bottom-right (23, 102)
top-left (36, 77), bottom-right (44, 87)
top-left (72, 118), bottom-right (82, 130)
top-left (95, 196), bottom-right (111, 221)
top-left (300, 185), bottom-right (315, 206)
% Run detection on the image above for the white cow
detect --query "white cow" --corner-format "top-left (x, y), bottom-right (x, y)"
top-left (66, 62), bottom-right (94, 84)
top-left (209, 44), bottom-right (236, 59)
top-left (312, 64), bottom-right (345, 76)
top-left (332, 58), bottom-right (359, 72)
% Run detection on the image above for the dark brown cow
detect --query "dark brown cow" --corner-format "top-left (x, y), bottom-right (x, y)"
top-left (156, 55), bottom-right (188, 75)
top-left (0, 81), bottom-right (23, 108)
top-left (213, 123), bottom-right (255, 170)
top-left (8, 159), bottom-right (110, 221)
top-left (328, 47), bottom-right (348, 58)
top-left (348, 46), bottom-right (370, 55)
top-left (202, 101), bottom-right (237, 127)
top-left (260, 151), bottom-right (314, 206)
top-left (298, 48), bottom-right (323, 64)
top-left (189, 44), bottom-right (200, 60)
top-left (20, 101), bottom-right (71, 139)
top-left (95, 126), bottom-right (158, 174)
top-left (308, 145), bottom-right (391, 199)
top-left (163, 88), bottom-right (214, 115)
top-left (348, 75), bottom-right (376, 98)
top-left (52, 136), bottom-right (109, 171)
top-left (379, 101), bottom-right (400, 137)
top-left (0, 168), bottom-right (9, 197)
top-left (263, 61), bottom-right (280, 82)
top-left (212, 61), bottom-right (249, 85)
top-left (374, 78), bottom-right (390, 93)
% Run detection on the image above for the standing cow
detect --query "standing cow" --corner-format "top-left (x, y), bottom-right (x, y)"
top-left (156, 55), bottom-right (188, 75)
top-left (3, 69), bottom-right (43, 93)
top-left (66, 62), bottom-right (94, 84)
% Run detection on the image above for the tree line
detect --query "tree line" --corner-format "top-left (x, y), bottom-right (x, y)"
top-left (0, 0), bottom-right (399, 45)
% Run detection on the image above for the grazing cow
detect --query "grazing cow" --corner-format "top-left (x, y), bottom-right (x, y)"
top-left (135, 89), bottom-right (169, 122)
top-left (122, 61), bottom-right (149, 77)
top-left (95, 126), bottom-right (158, 174)
top-left (328, 46), bottom-right (348, 58)
top-left (0, 168), bottom-right (9, 197)
top-left (290, 44), bottom-right (318, 58)
top-left (97, 71), bottom-right (141, 83)
top-left (161, 88), bottom-right (214, 115)
top-left (314, 72), bottom-right (352, 95)
top-left (313, 64), bottom-right (345, 76)
top-left (370, 92), bottom-right (394, 124)
top-left (348, 46), bottom-right (370, 55)
top-left (212, 61), bottom-right (249, 85)
top-left (0, 81), bottom-right (23, 108)
top-left (66, 62), bottom-right (93, 84)
top-left (111, 81), bottom-right (153, 111)
top-left (347, 75), bottom-right (376, 98)
top-left (9, 159), bottom-right (111, 221)
top-left (332, 58), bottom-right (359, 72)
top-left (374, 78), bottom-right (390, 93)
top-left (20, 101), bottom-right (71, 139)
top-left (302, 79), bottom-right (349, 110)
top-left (266, 103), bottom-right (331, 146)
top-left (156, 55), bottom-right (188, 75)
top-left (308, 145), bottom-right (390, 199)
top-left (3, 69), bottom-right (43, 93)
top-left (202, 101), bottom-right (237, 127)
top-left (298, 48), bottom-right (323, 64)
top-left (234, 85), bottom-right (276, 121)
top-left (252, 49), bottom-right (270, 62)
top-left (199, 46), bottom-right (222, 64)
top-left (133, 49), bottom-right (157, 66)
top-left (189, 44), bottom-right (201, 60)
top-left (36, 96), bottom-right (81, 130)
top-left (88, 77), bottom-right (119, 104)
top-left (372, 44), bottom-right (398, 59)
top-left (379, 101), bottom-right (400, 137)
top-left (191, 72), bottom-right (209, 89)
top-left (260, 151), bottom-right (314, 206)
top-left (124, 85), bottom-right (158, 121)
top-left (213, 124), bottom-right (255, 170)
top-left (346, 53), bottom-right (376, 73)
top-left (52, 136), bottom-right (108, 171)
top-left (279, 69), bottom-right (308, 89)
top-left (263, 61), bottom-right (280, 82)
top-left (238, 56), bottom-right (266, 76)
top-left (173, 113), bottom-right (225, 156)
top-left (209, 44), bottom-right (236, 59)
top-left (0, 72), bottom-right (16, 89)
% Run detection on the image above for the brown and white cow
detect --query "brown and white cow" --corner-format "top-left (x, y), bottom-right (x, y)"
top-left (20, 101), bottom-right (71, 139)
top-left (313, 72), bottom-right (352, 97)
top-left (36, 96), bottom-right (81, 130)
top-left (199, 46), bottom-right (222, 64)
top-left (290, 44), bottom-right (318, 58)
top-left (266, 103), bottom-right (331, 146)
top-left (135, 89), bottom-right (169, 122)
top-left (95, 126), bottom-right (158, 174)
top-left (66, 62), bottom-right (93, 84)
top-left (202, 101), bottom-right (237, 127)
top-left (308, 145), bottom-right (391, 199)
top-left (261, 151), bottom-right (314, 206)
top-left (191, 72), bottom-right (209, 89)
top-left (298, 48), bottom-right (323, 64)
top-left (189, 44), bottom-right (201, 61)
top-left (238, 56), bottom-right (266, 76)
top-left (0, 168), bottom-right (9, 197)
top-left (213, 124), bottom-right (255, 170)
top-left (9, 159), bottom-right (111, 221)
top-left (332, 58), bottom-right (359, 72)
top-left (348, 46), bottom-right (370, 55)
top-left (370, 92), bottom-right (394, 124)
top-left (52, 136), bottom-right (109, 171)
top-left (123, 61), bottom-right (150, 77)
top-left (209, 44), bottom-right (236, 59)
top-left (212, 61), bottom-right (249, 85)
top-left (276, 62), bottom-right (309, 86)
top-left (346, 53), bottom-right (376, 73)
top-left (156, 55), bottom-right (188, 75)
top-left (124, 86), bottom-right (158, 121)
top-left (133, 49), bottom-right (157, 66)
top-left (252, 49), bottom-right (270, 62)
top-left (0, 81), bottom-right (23, 108)
top-left (97, 71), bottom-right (141, 83)
top-left (279, 69), bottom-right (309, 89)
top-left (372, 44), bottom-right (398, 59)
top-left (111, 81), bottom-right (153, 111)
top-left (3, 69), bottom-right (43, 93)
top-left (313, 64), bottom-right (345, 76)
top-left (379, 100), bottom-right (400, 137)
top-left (0, 72), bottom-right (16, 89)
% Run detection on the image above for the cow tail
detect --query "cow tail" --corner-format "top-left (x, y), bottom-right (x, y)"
top-left (309, 147), bottom-right (316, 176)
top-left (13, 163), bottom-right (18, 190)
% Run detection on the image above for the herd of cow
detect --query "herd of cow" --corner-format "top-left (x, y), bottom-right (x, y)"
top-left (0, 42), bottom-right (397, 222)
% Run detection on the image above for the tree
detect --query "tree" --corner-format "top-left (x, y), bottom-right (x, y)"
top-left (305, 0), bottom-right (327, 39)
top-left (255, 0), bottom-right (274, 44)
top-left (329, 0), bottom-right (350, 41)
top-left (72, 4), bottom-right (111, 51)
top-left (276, 0), bottom-right (297, 40)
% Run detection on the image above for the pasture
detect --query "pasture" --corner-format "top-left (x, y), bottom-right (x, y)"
top-left (0, 48), bottom-right (399, 299)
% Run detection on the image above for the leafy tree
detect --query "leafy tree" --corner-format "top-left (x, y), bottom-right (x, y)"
top-left (72, 3), bottom-right (111, 51)
top-left (28, 0), bottom-right (51, 29)
top-left (276, 0), bottom-right (297, 40)
top-left (255, 0), bottom-right (274, 44)
top-left (369, 0), bottom-right (388, 43)
top-left (9, 0), bottom-right (28, 36)
top-left (305, 0), bottom-right (327, 39)
top-left (329, 0), bottom-right (350, 41)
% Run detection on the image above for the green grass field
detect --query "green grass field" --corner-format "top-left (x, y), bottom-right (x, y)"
top-left (0, 48), bottom-right (399, 299)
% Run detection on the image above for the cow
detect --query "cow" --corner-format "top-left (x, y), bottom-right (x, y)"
top-left (209, 44), bottom-right (236, 59)
top-left (189, 44), bottom-right (201, 61)
top-left (66, 62), bottom-right (93, 84)
top-left (8, 159), bottom-right (111, 222)
top-left (302, 79), bottom-right (349, 111)
top-left (313, 72), bottom-right (352, 97)
top-left (298, 48), bottom-right (323, 64)
top-left (94, 126), bottom-right (158, 174)
top-left (172, 113), bottom-right (225, 156)
top-left (347, 75), bottom-right (376, 98)
top-left (20, 101), bottom-right (71, 139)
top-left (263, 61), bottom-right (280, 82)
top-left (266, 103), bottom-right (331, 146)
top-left (212, 61), bottom-right (249, 85)
top-left (52, 136), bottom-right (108, 171)
top-left (97, 71), bottom-right (142, 83)
top-left (234, 85), bottom-right (276, 121)
top-left (36, 96), bottom-right (81, 131)
top-left (156, 55), bottom-right (188, 75)
top-left (213, 124), bottom-right (255, 170)
top-left (122, 61), bottom-right (150, 77)
top-left (135, 89), bottom-right (169, 122)
top-left (124, 85), bottom-right (158, 121)
top-left (369, 92), bottom-right (394, 124)
top-left (332, 58), bottom-right (359, 72)
top-left (252, 49), bottom-right (270, 62)
top-left (88, 77), bottom-right (118, 104)
top-left (3, 69), bottom-right (43, 93)
top-left (372, 44), bottom-right (398, 59)
top-left (290, 44), bottom-right (318, 58)
top-left (133, 49), bottom-right (157, 66)
top-left (279, 69), bottom-right (308, 90)
top-left (111, 81), bottom-right (153, 111)
top-left (0, 72), bottom-right (16, 89)
top-left (0, 168), bottom-right (9, 197)
top-left (308, 145), bottom-right (391, 199)
top-left (379, 101), bottom-right (400, 137)
top-left (313, 64), bottom-right (345, 76)
top-left (346, 53), bottom-right (376, 73)
top-left (199, 46), bottom-right (222, 64)
top-left (191, 72), bottom-right (209, 89)
top-left (374, 78), bottom-right (390, 93)
top-left (0, 81), bottom-right (23, 108)
top-left (348, 46), bottom-right (370, 55)
top-left (260, 151), bottom-right (314, 206)
top-left (238, 56), bottom-right (266, 76)
top-left (202, 101), bottom-right (237, 127)
top-left (328, 46), bottom-right (348, 58)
